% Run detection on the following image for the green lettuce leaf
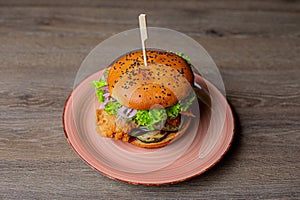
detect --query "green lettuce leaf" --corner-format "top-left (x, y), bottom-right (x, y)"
top-left (103, 69), bottom-right (110, 79)
top-left (166, 103), bottom-right (181, 119)
top-left (134, 110), bottom-right (150, 126)
top-left (170, 51), bottom-right (191, 65)
top-left (91, 79), bottom-right (107, 89)
top-left (148, 109), bottom-right (167, 130)
top-left (132, 109), bottom-right (167, 130)
top-left (181, 95), bottom-right (196, 111)
top-left (95, 89), bottom-right (105, 102)
top-left (104, 101), bottom-right (122, 115)
top-left (165, 93), bottom-right (195, 118)
top-left (92, 74), bottom-right (109, 103)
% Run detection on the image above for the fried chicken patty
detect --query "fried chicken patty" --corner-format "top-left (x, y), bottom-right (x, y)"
top-left (95, 109), bottom-right (136, 142)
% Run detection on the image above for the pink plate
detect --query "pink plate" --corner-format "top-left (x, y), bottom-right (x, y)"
top-left (63, 72), bottom-right (235, 185)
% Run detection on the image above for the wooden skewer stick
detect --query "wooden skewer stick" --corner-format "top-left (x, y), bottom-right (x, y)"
top-left (138, 14), bottom-right (148, 66)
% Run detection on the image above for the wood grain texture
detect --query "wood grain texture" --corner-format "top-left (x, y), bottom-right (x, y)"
top-left (0, 0), bottom-right (299, 199)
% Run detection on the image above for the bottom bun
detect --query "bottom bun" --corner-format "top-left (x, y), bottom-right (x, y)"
top-left (129, 118), bottom-right (191, 149)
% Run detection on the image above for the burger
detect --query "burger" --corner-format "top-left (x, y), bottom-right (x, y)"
top-left (92, 50), bottom-right (197, 148)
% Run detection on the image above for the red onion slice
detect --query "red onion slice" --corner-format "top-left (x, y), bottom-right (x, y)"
top-left (102, 86), bottom-right (108, 91)
top-left (128, 109), bottom-right (137, 118)
top-left (103, 93), bottom-right (110, 98)
top-left (117, 106), bottom-right (137, 118)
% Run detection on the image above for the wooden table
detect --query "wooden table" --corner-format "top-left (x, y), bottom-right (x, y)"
top-left (1, 0), bottom-right (299, 199)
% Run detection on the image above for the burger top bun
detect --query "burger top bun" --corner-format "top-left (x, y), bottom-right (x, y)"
top-left (107, 50), bottom-right (194, 110)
